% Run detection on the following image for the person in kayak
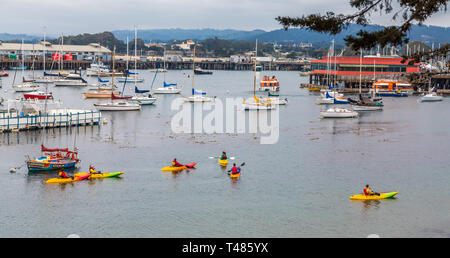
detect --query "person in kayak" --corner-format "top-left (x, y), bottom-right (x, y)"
top-left (221, 152), bottom-right (228, 160)
top-left (228, 163), bottom-right (241, 175)
top-left (172, 158), bottom-right (183, 167)
top-left (58, 171), bottom-right (74, 180)
top-left (89, 165), bottom-right (102, 174)
top-left (364, 185), bottom-right (380, 196)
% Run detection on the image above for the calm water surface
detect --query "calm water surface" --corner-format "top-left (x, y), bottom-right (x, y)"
top-left (0, 70), bottom-right (449, 237)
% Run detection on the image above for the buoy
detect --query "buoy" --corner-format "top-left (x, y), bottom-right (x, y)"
top-left (102, 119), bottom-right (108, 125)
top-left (9, 168), bottom-right (16, 173)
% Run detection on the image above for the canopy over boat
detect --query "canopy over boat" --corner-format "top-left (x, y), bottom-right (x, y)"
top-left (98, 78), bottom-right (109, 83)
top-left (192, 88), bottom-right (206, 95)
top-left (135, 86), bottom-right (150, 94)
top-left (164, 81), bottom-right (177, 87)
top-left (41, 144), bottom-right (69, 153)
top-left (126, 70), bottom-right (138, 75)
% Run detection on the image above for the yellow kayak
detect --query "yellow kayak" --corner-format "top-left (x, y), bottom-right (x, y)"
top-left (230, 173), bottom-right (241, 179)
top-left (218, 158), bottom-right (228, 166)
top-left (74, 172), bottom-right (124, 178)
top-left (46, 174), bottom-right (90, 184)
top-left (349, 192), bottom-right (398, 200)
top-left (161, 166), bottom-right (187, 172)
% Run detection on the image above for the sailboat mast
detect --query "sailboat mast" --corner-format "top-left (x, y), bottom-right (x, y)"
top-left (21, 39), bottom-right (24, 79)
top-left (126, 36), bottom-right (129, 72)
top-left (192, 44), bottom-right (196, 92)
top-left (134, 26), bottom-right (137, 89)
top-left (111, 46), bottom-right (116, 103)
top-left (43, 26), bottom-right (46, 73)
top-left (254, 39), bottom-right (258, 97)
top-left (61, 33), bottom-right (64, 71)
top-left (359, 48), bottom-right (363, 94)
top-left (163, 47), bottom-right (166, 82)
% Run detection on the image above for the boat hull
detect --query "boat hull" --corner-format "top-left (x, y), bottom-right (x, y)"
top-left (349, 192), bottom-right (398, 200)
top-left (27, 159), bottom-right (77, 172)
top-left (152, 87), bottom-right (182, 94)
top-left (94, 103), bottom-right (141, 111)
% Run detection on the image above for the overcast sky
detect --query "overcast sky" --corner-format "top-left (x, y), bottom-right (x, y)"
top-left (3, 0), bottom-right (449, 35)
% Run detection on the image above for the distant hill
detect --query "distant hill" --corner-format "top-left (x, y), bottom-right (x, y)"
top-left (2, 24), bottom-right (448, 47)
top-left (112, 28), bottom-right (266, 42)
top-left (113, 24), bottom-right (450, 46)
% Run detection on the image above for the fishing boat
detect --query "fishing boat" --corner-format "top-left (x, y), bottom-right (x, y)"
top-left (259, 75), bottom-right (280, 92)
top-left (184, 45), bottom-right (214, 103)
top-left (54, 72), bottom-right (88, 86)
top-left (370, 80), bottom-right (412, 97)
top-left (320, 107), bottom-right (358, 118)
top-left (26, 145), bottom-right (80, 172)
top-left (23, 91), bottom-right (53, 100)
top-left (130, 87), bottom-right (157, 105)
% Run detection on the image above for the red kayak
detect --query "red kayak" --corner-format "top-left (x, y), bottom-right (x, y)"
top-left (184, 163), bottom-right (196, 168)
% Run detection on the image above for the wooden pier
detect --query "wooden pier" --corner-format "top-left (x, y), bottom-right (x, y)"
top-left (0, 59), bottom-right (306, 71)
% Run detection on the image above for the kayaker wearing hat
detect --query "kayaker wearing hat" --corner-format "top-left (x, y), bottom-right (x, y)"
top-left (364, 185), bottom-right (380, 196)
top-left (172, 158), bottom-right (183, 167)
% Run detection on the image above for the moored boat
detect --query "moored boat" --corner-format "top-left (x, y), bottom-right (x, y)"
top-left (259, 75), bottom-right (280, 92)
top-left (23, 91), bottom-right (53, 100)
top-left (420, 92), bottom-right (443, 102)
top-left (320, 107), bottom-right (358, 118)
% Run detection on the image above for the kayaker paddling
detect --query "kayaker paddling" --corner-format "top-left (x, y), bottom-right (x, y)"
top-left (172, 158), bottom-right (183, 167)
top-left (364, 185), bottom-right (380, 196)
top-left (89, 165), bottom-right (102, 175)
top-left (228, 163), bottom-right (241, 175)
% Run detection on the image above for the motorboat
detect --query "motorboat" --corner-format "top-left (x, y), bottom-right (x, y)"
top-left (320, 107), bottom-right (358, 118)
top-left (420, 92), bottom-right (443, 102)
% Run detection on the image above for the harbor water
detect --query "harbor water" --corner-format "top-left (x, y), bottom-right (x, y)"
top-left (0, 70), bottom-right (449, 237)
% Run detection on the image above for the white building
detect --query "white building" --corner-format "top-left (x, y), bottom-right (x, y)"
top-left (0, 41), bottom-right (111, 60)
top-left (174, 40), bottom-right (195, 51)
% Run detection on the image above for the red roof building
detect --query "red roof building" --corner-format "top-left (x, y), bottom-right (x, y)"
top-left (308, 56), bottom-right (420, 88)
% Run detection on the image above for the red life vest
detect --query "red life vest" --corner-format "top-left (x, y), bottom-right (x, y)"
top-left (231, 167), bottom-right (238, 174)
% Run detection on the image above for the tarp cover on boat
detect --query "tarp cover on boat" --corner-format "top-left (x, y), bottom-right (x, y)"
top-left (164, 82), bottom-right (177, 87)
top-left (98, 78), bottom-right (109, 83)
top-left (135, 86), bottom-right (150, 94)
top-left (126, 70), bottom-right (138, 75)
top-left (192, 89), bottom-right (206, 95)
top-left (41, 144), bottom-right (69, 152)
top-left (44, 72), bottom-right (59, 77)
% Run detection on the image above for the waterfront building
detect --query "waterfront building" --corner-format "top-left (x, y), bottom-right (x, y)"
top-left (309, 55), bottom-right (420, 88)
top-left (0, 41), bottom-right (111, 61)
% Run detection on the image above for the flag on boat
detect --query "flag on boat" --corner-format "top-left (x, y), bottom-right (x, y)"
top-left (192, 89), bottom-right (206, 95)
top-left (98, 78), bottom-right (109, 83)
top-left (164, 82), bottom-right (177, 87)
top-left (126, 70), bottom-right (138, 75)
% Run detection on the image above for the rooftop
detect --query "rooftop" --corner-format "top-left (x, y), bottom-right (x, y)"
top-left (0, 41), bottom-right (111, 54)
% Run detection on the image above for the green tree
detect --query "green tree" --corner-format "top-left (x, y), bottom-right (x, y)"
top-left (276, 0), bottom-right (449, 63)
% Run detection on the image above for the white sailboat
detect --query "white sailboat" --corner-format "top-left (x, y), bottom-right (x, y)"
top-left (94, 46), bottom-right (141, 111)
top-left (420, 91), bottom-right (443, 102)
top-left (320, 107), bottom-right (358, 118)
top-left (12, 39), bottom-right (40, 92)
top-left (116, 28), bottom-right (144, 83)
top-left (152, 48), bottom-right (182, 94)
top-left (184, 44), bottom-right (214, 102)
top-left (242, 40), bottom-right (276, 110)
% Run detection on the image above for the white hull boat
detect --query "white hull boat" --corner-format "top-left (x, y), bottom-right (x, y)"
top-left (152, 86), bottom-right (181, 94)
top-left (94, 102), bottom-right (141, 111)
top-left (320, 107), bottom-right (358, 118)
top-left (117, 76), bottom-right (144, 83)
top-left (184, 96), bottom-right (215, 102)
top-left (420, 93), bottom-right (443, 102)
top-left (129, 96), bottom-right (157, 105)
top-left (13, 83), bottom-right (40, 92)
top-left (351, 105), bottom-right (383, 111)
top-left (242, 102), bottom-right (276, 110)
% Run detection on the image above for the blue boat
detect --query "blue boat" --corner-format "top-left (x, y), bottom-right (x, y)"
top-left (11, 65), bottom-right (27, 70)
